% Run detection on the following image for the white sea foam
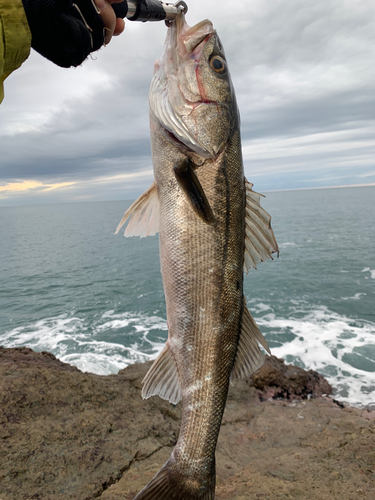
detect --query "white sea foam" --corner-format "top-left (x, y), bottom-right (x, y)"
top-left (251, 302), bottom-right (272, 313)
top-left (257, 305), bottom-right (375, 407)
top-left (60, 350), bottom-right (153, 376)
top-left (340, 293), bottom-right (367, 300)
top-left (1, 316), bottom-right (86, 356)
top-left (361, 267), bottom-right (375, 279)
top-left (1, 311), bottom-right (167, 375)
top-left (2, 305), bottom-right (375, 407)
top-left (279, 242), bottom-right (297, 248)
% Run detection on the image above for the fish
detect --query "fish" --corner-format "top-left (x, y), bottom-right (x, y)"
top-left (116, 12), bottom-right (279, 500)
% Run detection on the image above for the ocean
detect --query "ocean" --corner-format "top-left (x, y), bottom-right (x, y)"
top-left (0, 186), bottom-right (374, 408)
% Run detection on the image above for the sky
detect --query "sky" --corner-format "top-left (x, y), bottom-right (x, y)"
top-left (1, 0), bottom-right (375, 206)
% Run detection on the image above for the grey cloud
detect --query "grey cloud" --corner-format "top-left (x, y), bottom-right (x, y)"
top-left (240, 88), bottom-right (375, 140)
top-left (0, 134), bottom-right (151, 181)
top-left (1, 0), bottom-right (375, 205)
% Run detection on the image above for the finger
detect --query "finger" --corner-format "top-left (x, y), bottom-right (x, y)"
top-left (114, 17), bottom-right (125, 36)
top-left (95, 0), bottom-right (116, 44)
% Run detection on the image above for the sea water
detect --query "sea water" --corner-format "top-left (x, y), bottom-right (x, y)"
top-left (0, 186), bottom-right (374, 407)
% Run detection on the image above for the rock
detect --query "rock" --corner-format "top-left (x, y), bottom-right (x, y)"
top-left (251, 355), bottom-right (333, 400)
top-left (0, 347), bottom-right (374, 500)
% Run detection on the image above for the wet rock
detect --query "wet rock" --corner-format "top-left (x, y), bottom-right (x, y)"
top-left (250, 355), bottom-right (333, 400)
top-left (0, 347), bottom-right (374, 500)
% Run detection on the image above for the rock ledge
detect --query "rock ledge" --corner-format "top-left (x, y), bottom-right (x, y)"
top-left (0, 347), bottom-right (374, 500)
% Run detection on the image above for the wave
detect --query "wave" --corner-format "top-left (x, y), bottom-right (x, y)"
top-left (362, 267), bottom-right (375, 279)
top-left (254, 303), bottom-right (375, 408)
top-left (1, 311), bottom-right (167, 376)
top-left (1, 305), bottom-right (374, 408)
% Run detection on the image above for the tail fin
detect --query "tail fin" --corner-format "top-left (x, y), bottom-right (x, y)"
top-left (133, 456), bottom-right (215, 500)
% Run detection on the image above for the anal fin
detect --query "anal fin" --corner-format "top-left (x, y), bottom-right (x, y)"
top-left (231, 297), bottom-right (271, 382)
top-left (173, 159), bottom-right (215, 225)
top-left (142, 343), bottom-right (181, 405)
top-left (115, 182), bottom-right (159, 238)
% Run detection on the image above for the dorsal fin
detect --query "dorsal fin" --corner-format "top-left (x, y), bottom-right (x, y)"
top-left (244, 179), bottom-right (279, 272)
top-left (142, 343), bottom-right (181, 405)
top-left (115, 182), bottom-right (159, 238)
top-left (231, 297), bottom-right (271, 382)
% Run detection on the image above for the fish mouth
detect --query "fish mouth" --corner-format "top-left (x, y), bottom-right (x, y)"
top-left (177, 17), bottom-right (214, 56)
top-left (183, 31), bottom-right (213, 55)
top-left (182, 18), bottom-right (214, 36)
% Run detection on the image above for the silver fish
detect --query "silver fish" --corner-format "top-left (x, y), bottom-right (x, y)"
top-left (116, 13), bottom-right (278, 500)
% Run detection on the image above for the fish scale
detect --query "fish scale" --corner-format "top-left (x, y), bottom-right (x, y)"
top-left (116, 12), bottom-right (278, 500)
top-left (151, 127), bottom-right (244, 497)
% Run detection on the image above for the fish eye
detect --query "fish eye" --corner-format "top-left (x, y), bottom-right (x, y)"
top-left (210, 56), bottom-right (227, 74)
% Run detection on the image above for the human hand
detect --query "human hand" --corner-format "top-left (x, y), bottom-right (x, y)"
top-left (22, 0), bottom-right (126, 68)
top-left (94, 0), bottom-right (125, 45)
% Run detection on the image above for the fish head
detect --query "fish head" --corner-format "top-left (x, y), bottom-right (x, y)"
top-left (149, 14), bottom-right (239, 159)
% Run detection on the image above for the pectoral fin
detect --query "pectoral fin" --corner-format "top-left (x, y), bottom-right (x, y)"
top-left (173, 159), bottom-right (215, 225)
top-left (230, 297), bottom-right (271, 382)
top-left (115, 182), bottom-right (159, 238)
top-left (142, 343), bottom-right (181, 405)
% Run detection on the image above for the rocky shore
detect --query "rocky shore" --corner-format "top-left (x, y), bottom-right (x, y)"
top-left (0, 346), bottom-right (374, 500)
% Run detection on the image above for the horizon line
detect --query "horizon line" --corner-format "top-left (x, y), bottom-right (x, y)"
top-left (263, 182), bottom-right (375, 193)
top-left (0, 182), bottom-right (374, 208)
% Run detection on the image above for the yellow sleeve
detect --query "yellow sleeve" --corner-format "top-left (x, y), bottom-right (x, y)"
top-left (0, 0), bottom-right (31, 104)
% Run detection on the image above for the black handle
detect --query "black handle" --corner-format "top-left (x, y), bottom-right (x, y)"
top-left (112, 1), bottom-right (128, 18)
top-left (112, 1), bottom-right (167, 22)
top-left (130, 0), bottom-right (166, 22)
